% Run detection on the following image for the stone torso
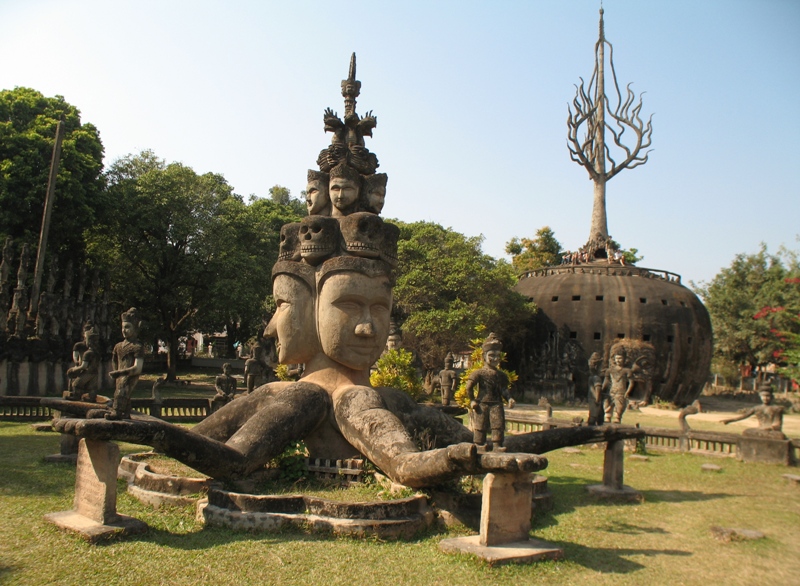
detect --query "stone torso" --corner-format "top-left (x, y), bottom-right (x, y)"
top-left (468, 367), bottom-right (509, 404)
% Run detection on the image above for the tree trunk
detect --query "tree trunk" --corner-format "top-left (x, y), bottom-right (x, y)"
top-left (589, 177), bottom-right (609, 242)
top-left (166, 329), bottom-right (179, 381)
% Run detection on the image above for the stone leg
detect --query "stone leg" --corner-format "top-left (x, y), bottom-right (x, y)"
top-left (44, 438), bottom-right (147, 542)
top-left (439, 471), bottom-right (564, 565)
top-left (586, 439), bottom-right (643, 502)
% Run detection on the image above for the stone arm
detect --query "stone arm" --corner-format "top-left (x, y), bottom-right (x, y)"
top-left (505, 424), bottom-right (645, 454)
top-left (109, 357), bottom-right (144, 379)
top-left (214, 376), bottom-right (227, 396)
top-left (721, 408), bottom-right (755, 425)
top-left (464, 377), bottom-right (478, 409)
top-left (624, 373), bottom-right (635, 398)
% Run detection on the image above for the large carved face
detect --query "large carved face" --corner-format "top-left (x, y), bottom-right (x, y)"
top-left (265, 274), bottom-right (319, 364)
top-left (329, 177), bottom-right (359, 213)
top-left (306, 179), bottom-right (330, 216)
top-left (317, 272), bottom-right (392, 371)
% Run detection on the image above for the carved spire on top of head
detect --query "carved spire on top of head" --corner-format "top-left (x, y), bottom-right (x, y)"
top-left (317, 53), bottom-right (379, 175)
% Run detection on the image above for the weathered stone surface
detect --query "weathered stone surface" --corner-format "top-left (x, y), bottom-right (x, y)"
top-left (738, 437), bottom-right (792, 466)
top-left (782, 474), bottom-right (800, 486)
top-left (479, 472), bottom-right (533, 547)
top-left (710, 526), bottom-right (765, 542)
top-left (701, 463), bottom-right (722, 473)
top-left (439, 535), bottom-right (564, 566)
top-left (44, 439), bottom-right (147, 542)
top-left (629, 454), bottom-right (649, 461)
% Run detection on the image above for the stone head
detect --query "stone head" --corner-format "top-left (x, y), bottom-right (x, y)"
top-left (279, 223), bottom-right (302, 262)
top-left (340, 212), bottom-right (383, 259)
top-left (482, 333), bottom-right (503, 369)
top-left (316, 257), bottom-right (392, 371)
top-left (363, 173), bottom-right (388, 215)
top-left (222, 363), bottom-right (232, 375)
top-left (306, 169), bottom-right (331, 216)
top-left (120, 308), bottom-right (142, 342)
top-left (267, 262), bottom-right (320, 365)
top-left (329, 162), bottom-right (362, 216)
top-left (299, 216), bottom-right (339, 266)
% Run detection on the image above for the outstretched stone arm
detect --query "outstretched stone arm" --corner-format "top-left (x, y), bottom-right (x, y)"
top-left (721, 408), bottom-right (755, 425)
top-left (504, 424), bottom-right (645, 454)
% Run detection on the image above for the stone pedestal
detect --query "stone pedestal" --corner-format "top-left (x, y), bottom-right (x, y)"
top-left (586, 440), bottom-right (643, 502)
top-left (44, 439), bottom-right (147, 543)
top-left (738, 437), bottom-right (792, 466)
top-left (440, 471), bottom-right (563, 565)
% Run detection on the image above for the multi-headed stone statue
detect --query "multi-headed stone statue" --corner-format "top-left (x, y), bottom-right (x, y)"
top-left (53, 54), bottom-right (642, 488)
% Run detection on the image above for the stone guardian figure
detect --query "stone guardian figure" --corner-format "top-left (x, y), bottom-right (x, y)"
top-left (465, 333), bottom-right (516, 451)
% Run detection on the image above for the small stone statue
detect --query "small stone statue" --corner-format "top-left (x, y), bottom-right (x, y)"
top-left (106, 308), bottom-right (145, 420)
top-left (66, 322), bottom-right (101, 402)
top-left (602, 351), bottom-right (634, 424)
top-left (243, 343), bottom-right (269, 394)
top-left (465, 333), bottom-right (515, 451)
top-left (439, 352), bottom-right (457, 407)
top-left (587, 351), bottom-right (605, 425)
top-left (722, 385), bottom-right (785, 439)
top-left (213, 363), bottom-right (237, 406)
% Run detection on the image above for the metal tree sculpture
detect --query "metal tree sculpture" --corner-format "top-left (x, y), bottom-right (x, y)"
top-left (567, 8), bottom-right (653, 249)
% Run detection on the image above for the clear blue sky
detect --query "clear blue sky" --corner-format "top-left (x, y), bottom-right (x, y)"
top-left (1, 0), bottom-right (798, 286)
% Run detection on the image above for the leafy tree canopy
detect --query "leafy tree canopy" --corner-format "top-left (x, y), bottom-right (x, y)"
top-left (391, 220), bottom-right (536, 370)
top-left (267, 184), bottom-right (306, 216)
top-left (505, 226), bottom-right (563, 273)
top-left (0, 87), bottom-right (104, 260)
top-left (695, 244), bottom-right (800, 373)
top-left (88, 151), bottom-right (305, 378)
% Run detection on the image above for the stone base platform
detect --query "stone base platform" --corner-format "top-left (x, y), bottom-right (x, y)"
top-left (44, 510), bottom-right (147, 544)
top-left (200, 488), bottom-right (434, 540)
top-left (586, 484), bottom-right (644, 503)
top-left (439, 535), bottom-right (563, 566)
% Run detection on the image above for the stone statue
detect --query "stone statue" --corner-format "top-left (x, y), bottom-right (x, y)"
top-left (587, 351), bottom-right (605, 425)
top-left (602, 350), bottom-right (635, 424)
top-left (52, 55), bottom-right (645, 488)
top-left (306, 169), bottom-right (331, 216)
top-left (722, 385), bottom-right (785, 439)
top-left (439, 353), bottom-right (458, 407)
top-left (678, 399), bottom-right (702, 432)
top-left (212, 363), bottom-right (237, 409)
top-left (465, 333), bottom-right (516, 451)
top-left (66, 322), bottom-right (101, 402)
top-left (104, 308), bottom-right (145, 420)
top-left (243, 342), bottom-right (269, 394)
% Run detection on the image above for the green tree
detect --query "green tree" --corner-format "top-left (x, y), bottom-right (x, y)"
top-left (505, 226), bottom-right (563, 273)
top-left (696, 244), bottom-right (800, 378)
top-left (0, 87), bottom-right (104, 260)
top-left (89, 151), bottom-right (252, 379)
top-left (194, 196), bottom-right (303, 356)
top-left (391, 220), bottom-right (536, 370)
top-left (370, 348), bottom-right (424, 400)
top-left (268, 184), bottom-right (306, 216)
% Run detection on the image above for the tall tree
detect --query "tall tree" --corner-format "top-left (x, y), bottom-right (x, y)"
top-left (268, 184), bottom-right (306, 216)
top-left (0, 87), bottom-right (105, 261)
top-left (696, 245), bottom-right (800, 377)
top-left (391, 220), bottom-right (536, 370)
top-left (505, 226), bottom-right (563, 273)
top-left (89, 151), bottom-right (247, 379)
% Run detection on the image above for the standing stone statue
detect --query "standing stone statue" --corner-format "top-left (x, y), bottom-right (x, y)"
top-left (105, 308), bottom-right (144, 420)
top-left (602, 351), bottom-right (635, 424)
top-left (466, 333), bottom-right (516, 451)
top-left (212, 363), bottom-right (237, 409)
top-left (66, 322), bottom-right (101, 402)
top-left (587, 351), bottom-right (605, 425)
top-left (243, 342), bottom-right (269, 394)
top-left (722, 385), bottom-right (785, 439)
top-left (439, 352), bottom-right (458, 407)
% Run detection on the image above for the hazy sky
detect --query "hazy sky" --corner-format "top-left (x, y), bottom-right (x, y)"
top-left (1, 0), bottom-right (798, 286)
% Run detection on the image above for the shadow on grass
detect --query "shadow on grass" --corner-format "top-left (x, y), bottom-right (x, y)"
top-left (557, 541), bottom-right (693, 574)
top-left (642, 490), bottom-right (733, 503)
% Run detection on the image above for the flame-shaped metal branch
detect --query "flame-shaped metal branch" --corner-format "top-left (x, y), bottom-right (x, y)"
top-left (567, 8), bottom-right (654, 243)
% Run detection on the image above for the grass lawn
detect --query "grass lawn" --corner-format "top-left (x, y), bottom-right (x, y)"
top-left (1, 421), bottom-right (798, 585)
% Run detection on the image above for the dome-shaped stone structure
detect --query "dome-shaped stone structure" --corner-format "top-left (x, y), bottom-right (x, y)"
top-left (512, 262), bottom-right (712, 406)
